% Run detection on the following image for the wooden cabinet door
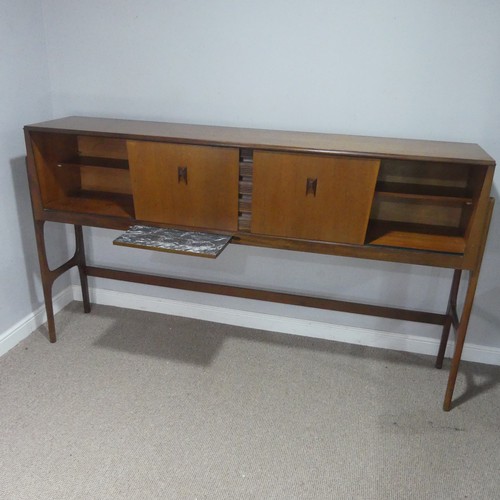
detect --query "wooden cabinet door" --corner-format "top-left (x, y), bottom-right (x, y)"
top-left (251, 151), bottom-right (380, 244)
top-left (127, 141), bottom-right (239, 231)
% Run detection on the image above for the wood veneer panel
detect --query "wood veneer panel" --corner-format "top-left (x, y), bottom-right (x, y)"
top-left (251, 151), bottom-right (380, 244)
top-left (77, 135), bottom-right (128, 159)
top-left (30, 132), bottom-right (80, 206)
top-left (127, 141), bottom-right (239, 231)
top-left (370, 197), bottom-right (464, 228)
top-left (366, 221), bottom-right (466, 253)
top-left (80, 166), bottom-right (132, 194)
top-left (375, 182), bottom-right (472, 203)
top-left (27, 116), bottom-right (496, 165)
top-left (44, 191), bottom-right (134, 218)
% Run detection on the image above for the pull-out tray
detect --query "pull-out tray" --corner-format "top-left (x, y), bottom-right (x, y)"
top-left (113, 225), bottom-right (232, 258)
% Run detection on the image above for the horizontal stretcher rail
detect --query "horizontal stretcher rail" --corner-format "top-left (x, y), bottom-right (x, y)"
top-left (86, 265), bottom-right (447, 326)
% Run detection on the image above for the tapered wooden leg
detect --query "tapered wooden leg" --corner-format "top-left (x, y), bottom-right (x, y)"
top-left (75, 225), bottom-right (91, 314)
top-left (33, 221), bottom-right (92, 342)
top-left (442, 198), bottom-right (494, 411)
top-left (443, 270), bottom-right (480, 411)
top-left (34, 220), bottom-right (57, 342)
top-left (436, 269), bottom-right (462, 369)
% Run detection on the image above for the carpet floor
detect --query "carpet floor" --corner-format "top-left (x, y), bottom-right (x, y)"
top-left (1, 302), bottom-right (499, 499)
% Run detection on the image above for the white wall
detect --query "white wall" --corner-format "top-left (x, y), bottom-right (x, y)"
top-left (23, 1), bottom-right (500, 350)
top-left (0, 0), bottom-right (71, 339)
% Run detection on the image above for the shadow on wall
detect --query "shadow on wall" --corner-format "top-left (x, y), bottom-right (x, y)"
top-left (10, 156), bottom-right (72, 314)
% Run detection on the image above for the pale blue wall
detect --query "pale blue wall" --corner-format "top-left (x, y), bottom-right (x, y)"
top-left (9, 0), bottom-right (500, 347)
top-left (0, 0), bottom-right (70, 335)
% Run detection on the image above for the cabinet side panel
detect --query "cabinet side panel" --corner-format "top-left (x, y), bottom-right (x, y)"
top-left (30, 132), bottom-right (80, 206)
top-left (463, 165), bottom-right (495, 268)
top-left (251, 151), bottom-right (380, 244)
top-left (24, 129), bottom-right (43, 218)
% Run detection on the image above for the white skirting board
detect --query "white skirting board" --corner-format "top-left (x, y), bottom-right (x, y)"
top-left (0, 287), bottom-right (74, 357)
top-left (2, 284), bottom-right (500, 366)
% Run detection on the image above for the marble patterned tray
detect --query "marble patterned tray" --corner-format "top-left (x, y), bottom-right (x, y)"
top-left (113, 225), bottom-right (232, 258)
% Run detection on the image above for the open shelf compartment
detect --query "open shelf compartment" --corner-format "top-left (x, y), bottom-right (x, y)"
top-left (365, 220), bottom-right (466, 253)
top-left (364, 159), bottom-right (487, 254)
top-left (31, 131), bottom-right (134, 219)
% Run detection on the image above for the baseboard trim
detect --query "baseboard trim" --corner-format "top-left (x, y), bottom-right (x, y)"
top-left (0, 287), bottom-right (74, 357)
top-left (74, 285), bottom-right (500, 366)
top-left (3, 285), bottom-right (499, 365)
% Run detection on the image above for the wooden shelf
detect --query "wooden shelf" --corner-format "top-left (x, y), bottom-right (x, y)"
top-left (366, 220), bottom-right (466, 254)
top-left (45, 191), bottom-right (134, 218)
top-left (57, 156), bottom-right (132, 196)
top-left (375, 182), bottom-right (472, 204)
top-left (57, 156), bottom-right (129, 170)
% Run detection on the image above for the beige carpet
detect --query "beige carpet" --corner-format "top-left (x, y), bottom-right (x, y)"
top-left (1, 302), bottom-right (499, 499)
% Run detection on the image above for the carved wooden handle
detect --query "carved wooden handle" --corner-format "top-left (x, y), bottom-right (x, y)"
top-left (178, 166), bottom-right (188, 184)
top-left (306, 177), bottom-right (317, 196)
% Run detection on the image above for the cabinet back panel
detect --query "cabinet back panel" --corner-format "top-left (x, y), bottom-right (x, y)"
top-left (77, 136), bottom-right (128, 160)
top-left (371, 198), bottom-right (463, 228)
top-left (379, 160), bottom-right (471, 188)
top-left (80, 166), bottom-right (132, 194)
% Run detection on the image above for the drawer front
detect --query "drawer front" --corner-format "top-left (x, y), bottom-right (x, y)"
top-left (251, 151), bottom-right (380, 244)
top-left (127, 141), bottom-right (239, 231)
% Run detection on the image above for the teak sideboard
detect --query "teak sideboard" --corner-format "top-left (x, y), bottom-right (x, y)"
top-left (24, 116), bottom-right (496, 411)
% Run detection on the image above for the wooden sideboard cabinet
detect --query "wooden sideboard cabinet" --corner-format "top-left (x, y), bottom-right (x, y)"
top-left (24, 116), bottom-right (496, 411)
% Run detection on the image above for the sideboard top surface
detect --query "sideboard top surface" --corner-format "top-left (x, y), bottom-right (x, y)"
top-left (25, 116), bottom-right (495, 166)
